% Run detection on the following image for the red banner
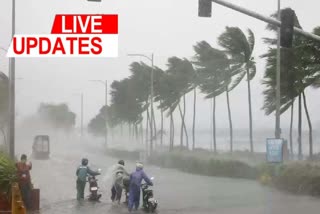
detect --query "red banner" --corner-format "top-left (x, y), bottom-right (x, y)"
top-left (51, 14), bottom-right (118, 34)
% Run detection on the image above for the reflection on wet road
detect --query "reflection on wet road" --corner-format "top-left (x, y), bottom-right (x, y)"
top-left (25, 138), bottom-right (319, 214)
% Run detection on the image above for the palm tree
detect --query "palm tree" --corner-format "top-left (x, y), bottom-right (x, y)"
top-left (193, 41), bottom-right (244, 153)
top-left (154, 72), bottom-right (180, 150)
top-left (218, 27), bottom-right (256, 153)
top-left (128, 62), bottom-right (156, 150)
top-left (109, 78), bottom-right (144, 143)
top-left (166, 57), bottom-right (194, 149)
top-left (193, 41), bottom-right (224, 153)
top-left (262, 9), bottom-right (320, 159)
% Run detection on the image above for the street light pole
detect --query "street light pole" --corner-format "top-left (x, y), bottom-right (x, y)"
top-left (150, 54), bottom-right (154, 152)
top-left (81, 93), bottom-right (84, 137)
top-left (8, 0), bottom-right (16, 159)
top-left (275, 0), bottom-right (281, 139)
top-left (105, 80), bottom-right (108, 147)
top-left (89, 80), bottom-right (108, 147)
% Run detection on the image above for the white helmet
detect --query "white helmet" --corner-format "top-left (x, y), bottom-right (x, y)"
top-left (136, 162), bottom-right (143, 169)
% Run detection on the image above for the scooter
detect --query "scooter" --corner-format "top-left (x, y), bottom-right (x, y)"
top-left (141, 177), bottom-right (158, 213)
top-left (88, 169), bottom-right (102, 202)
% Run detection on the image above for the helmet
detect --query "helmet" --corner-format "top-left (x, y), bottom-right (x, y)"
top-left (136, 162), bottom-right (143, 169)
top-left (82, 158), bottom-right (88, 166)
top-left (118, 160), bottom-right (125, 166)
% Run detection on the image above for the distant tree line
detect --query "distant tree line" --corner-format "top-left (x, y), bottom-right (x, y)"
top-left (37, 103), bottom-right (76, 132)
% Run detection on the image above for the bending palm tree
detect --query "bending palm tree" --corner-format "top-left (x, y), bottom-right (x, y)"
top-left (218, 27), bottom-right (256, 153)
top-left (193, 41), bottom-right (244, 153)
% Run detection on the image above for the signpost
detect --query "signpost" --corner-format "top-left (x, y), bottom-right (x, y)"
top-left (266, 138), bottom-right (284, 163)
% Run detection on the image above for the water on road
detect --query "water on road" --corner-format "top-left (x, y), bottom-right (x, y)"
top-left (20, 137), bottom-right (319, 214)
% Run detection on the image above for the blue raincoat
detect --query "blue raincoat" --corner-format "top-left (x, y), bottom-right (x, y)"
top-left (128, 168), bottom-right (153, 211)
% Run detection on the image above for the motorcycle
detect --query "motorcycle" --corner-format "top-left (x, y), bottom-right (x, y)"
top-left (88, 169), bottom-right (102, 201)
top-left (141, 177), bottom-right (158, 213)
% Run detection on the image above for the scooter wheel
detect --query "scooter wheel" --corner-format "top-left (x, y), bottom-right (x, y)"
top-left (147, 203), bottom-right (156, 213)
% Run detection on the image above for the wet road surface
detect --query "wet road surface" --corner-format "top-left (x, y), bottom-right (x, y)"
top-left (20, 137), bottom-right (319, 214)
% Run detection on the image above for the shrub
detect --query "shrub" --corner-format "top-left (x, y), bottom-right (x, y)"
top-left (273, 162), bottom-right (320, 196)
top-left (148, 152), bottom-right (257, 179)
top-left (0, 152), bottom-right (17, 198)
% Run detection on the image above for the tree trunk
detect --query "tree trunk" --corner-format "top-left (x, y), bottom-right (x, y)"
top-left (302, 91), bottom-right (313, 159)
top-left (169, 112), bottom-right (172, 151)
top-left (170, 111), bottom-right (175, 151)
top-left (183, 95), bottom-right (189, 149)
top-left (298, 94), bottom-right (302, 160)
top-left (178, 103), bottom-right (184, 149)
top-left (226, 87), bottom-right (233, 153)
top-left (140, 122), bottom-right (144, 144)
top-left (289, 100), bottom-right (294, 155)
top-left (151, 106), bottom-right (157, 146)
top-left (135, 124), bottom-right (139, 142)
top-left (128, 124), bottom-right (132, 140)
top-left (192, 88), bottom-right (196, 151)
top-left (160, 100), bottom-right (164, 146)
top-left (246, 66), bottom-right (253, 153)
top-left (111, 127), bottom-right (114, 140)
top-left (132, 124), bottom-right (134, 140)
top-left (146, 108), bottom-right (150, 156)
top-left (172, 113), bottom-right (175, 149)
top-left (213, 97), bottom-right (217, 153)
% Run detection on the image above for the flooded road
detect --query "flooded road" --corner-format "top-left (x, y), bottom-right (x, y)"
top-left (22, 137), bottom-right (319, 214)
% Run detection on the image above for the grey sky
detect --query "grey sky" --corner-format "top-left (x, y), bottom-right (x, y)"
top-left (0, 0), bottom-right (319, 131)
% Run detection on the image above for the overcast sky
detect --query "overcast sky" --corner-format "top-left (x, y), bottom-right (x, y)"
top-left (0, 0), bottom-right (319, 132)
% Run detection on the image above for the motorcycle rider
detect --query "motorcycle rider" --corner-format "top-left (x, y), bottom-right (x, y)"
top-left (128, 162), bottom-right (153, 212)
top-left (111, 160), bottom-right (130, 204)
top-left (76, 158), bottom-right (100, 201)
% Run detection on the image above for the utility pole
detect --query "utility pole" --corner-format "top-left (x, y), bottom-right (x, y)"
top-left (275, 0), bottom-right (281, 139)
top-left (81, 93), bottom-right (84, 137)
top-left (150, 54), bottom-right (154, 153)
top-left (89, 80), bottom-right (108, 147)
top-left (8, 0), bottom-right (16, 159)
top-left (105, 80), bottom-right (108, 147)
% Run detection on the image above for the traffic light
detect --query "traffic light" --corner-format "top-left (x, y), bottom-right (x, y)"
top-left (198, 0), bottom-right (212, 17)
top-left (280, 8), bottom-right (295, 48)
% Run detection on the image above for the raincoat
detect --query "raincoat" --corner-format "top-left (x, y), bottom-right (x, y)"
top-left (111, 164), bottom-right (129, 202)
top-left (128, 168), bottom-right (153, 211)
top-left (76, 165), bottom-right (100, 200)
